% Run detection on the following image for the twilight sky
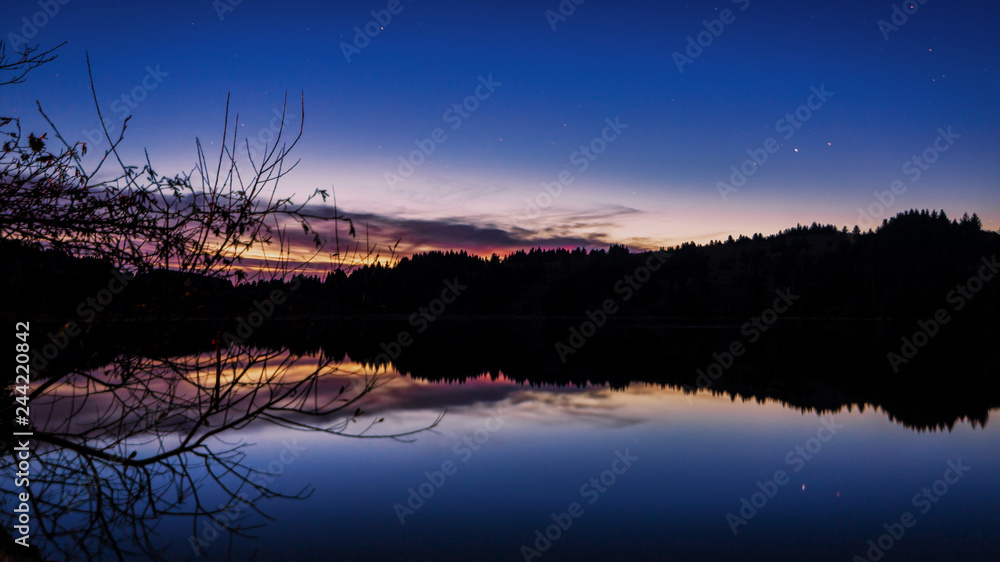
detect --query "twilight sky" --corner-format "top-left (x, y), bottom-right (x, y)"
top-left (4, 0), bottom-right (999, 257)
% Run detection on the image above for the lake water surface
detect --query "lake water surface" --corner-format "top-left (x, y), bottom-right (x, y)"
top-left (159, 365), bottom-right (999, 561)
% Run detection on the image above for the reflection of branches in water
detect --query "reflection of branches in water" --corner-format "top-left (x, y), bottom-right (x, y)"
top-left (1, 346), bottom-right (442, 561)
top-left (0, 38), bottom-right (426, 560)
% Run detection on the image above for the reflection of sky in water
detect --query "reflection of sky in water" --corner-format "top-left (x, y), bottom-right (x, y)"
top-left (144, 369), bottom-right (1000, 562)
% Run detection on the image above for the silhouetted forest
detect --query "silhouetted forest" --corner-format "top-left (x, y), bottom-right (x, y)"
top-left (6, 209), bottom-right (998, 322)
top-left (5, 209), bottom-right (998, 431)
top-left (61, 314), bottom-right (997, 431)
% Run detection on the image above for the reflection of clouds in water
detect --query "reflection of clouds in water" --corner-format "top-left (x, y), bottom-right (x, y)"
top-left (343, 371), bottom-right (650, 428)
top-left (358, 375), bottom-right (521, 416)
top-left (507, 387), bottom-right (646, 428)
top-left (300, 369), bottom-right (677, 429)
top-left (42, 351), bottom-right (663, 436)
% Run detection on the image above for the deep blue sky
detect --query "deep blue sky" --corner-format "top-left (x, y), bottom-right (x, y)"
top-left (4, 0), bottom-right (998, 255)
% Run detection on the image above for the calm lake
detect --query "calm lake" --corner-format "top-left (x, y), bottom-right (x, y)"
top-left (7, 319), bottom-right (999, 561)
top-left (151, 362), bottom-right (1000, 561)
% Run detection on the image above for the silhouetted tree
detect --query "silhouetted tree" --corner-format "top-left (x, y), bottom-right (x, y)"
top-left (0, 41), bottom-right (62, 86)
top-left (1, 45), bottom-right (341, 284)
top-left (1, 42), bottom-right (438, 561)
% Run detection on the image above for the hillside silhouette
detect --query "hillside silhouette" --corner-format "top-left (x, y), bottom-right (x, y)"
top-left (5, 209), bottom-right (998, 431)
top-left (6, 209), bottom-right (997, 322)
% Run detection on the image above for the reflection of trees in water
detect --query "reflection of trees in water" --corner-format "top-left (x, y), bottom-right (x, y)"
top-left (1, 346), bottom-right (440, 560)
top-left (65, 316), bottom-right (999, 437)
top-left (0, 41), bottom-right (435, 560)
top-left (295, 318), bottom-right (999, 432)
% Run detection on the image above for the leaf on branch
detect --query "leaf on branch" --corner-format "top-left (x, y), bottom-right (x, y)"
top-left (28, 133), bottom-right (45, 152)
